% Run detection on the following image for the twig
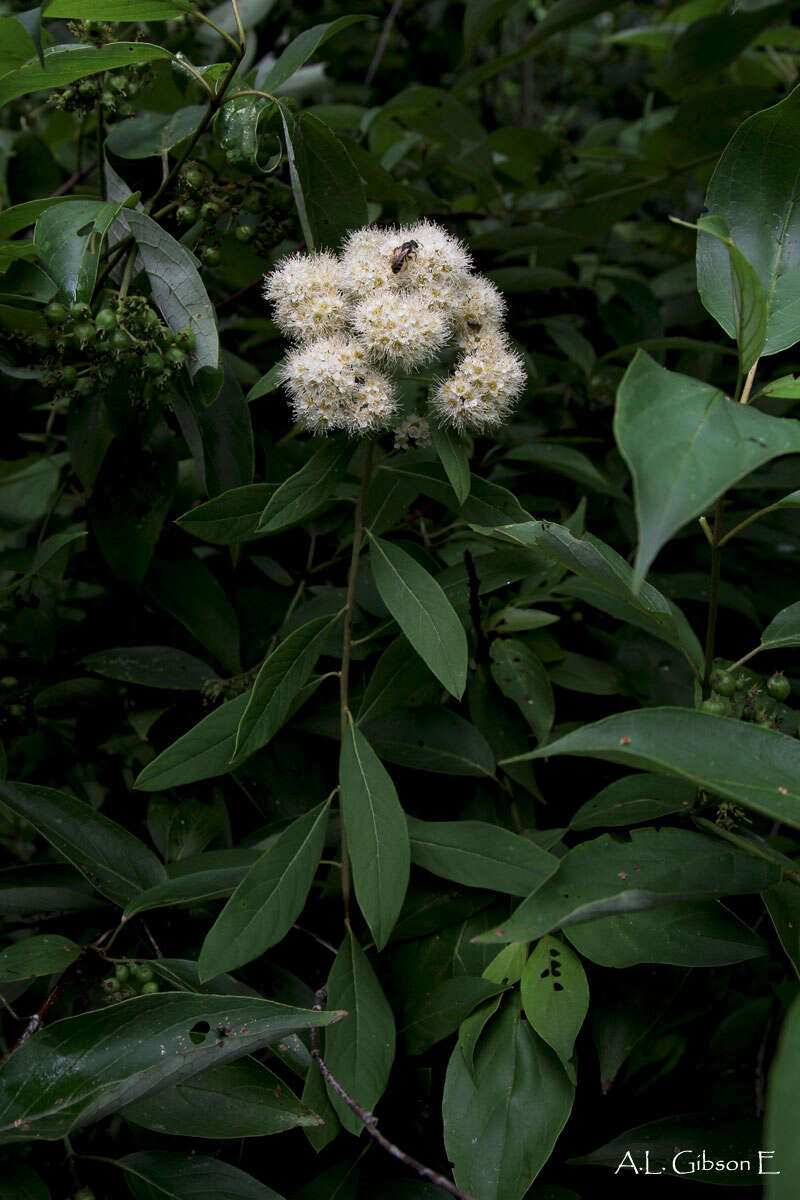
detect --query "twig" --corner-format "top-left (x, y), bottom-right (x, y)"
top-left (464, 549), bottom-right (489, 664)
top-left (3, 946), bottom-right (89, 1061)
top-left (365, 0), bottom-right (404, 86)
top-left (49, 160), bottom-right (97, 197)
top-left (310, 988), bottom-right (476, 1200)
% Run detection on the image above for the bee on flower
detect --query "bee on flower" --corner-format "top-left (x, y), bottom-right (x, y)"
top-left (263, 220), bottom-right (525, 436)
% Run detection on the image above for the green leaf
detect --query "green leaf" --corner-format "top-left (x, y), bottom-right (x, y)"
top-left (369, 534), bottom-right (468, 699)
top-left (379, 458), bottom-right (530, 526)
top-left (615, 351), bottom-right (800, 588)
top-left (287, 114), bottom-right (368, 250)
top-left (363, 708), bottom-right (495, 776)
top-left (0, 993), bottom-right (343, 1142)
top-left (232, 613), bottom-right (340, 763)
top-left (698, 83), bottom-right (800, 356)
top-left (520, 937), bottom-right (588, 1076)
top-left (258, 440), bottom-right (351, 533)
top-left (124, 209), bottom-right (221, 404)
top-left (401, 976), bottom-right (506, 1057)
top-left (339, 717), bottom-right (409, 950)
top-left (506, 443), bottom-right (617, 496)
top-left (134, 692), bottom-right (250, 791)
top-left (90, 438), bottom-right (176, 591)
top-left (674, 214), bottom-right (766, 374)
top-left (356, 635), bottom-right (436, 724)
top-left (147, 550), bottom-right (240, 674)
top-left (0, 15), bottom-right (37, 77)
top-left (573, 1115), bottom-right (766, 1183)
top-left (516, 705), bottom-right (800, 829)
top-left (0, 529), bottom-right (86, 596)
top-left (257, 16), bottom-right (368, 95)
top-left (0, 781), bottom-right (166, 907)
top-left (83, 646), bottom-right (218, 691)
top-left (431, 426), bottom-right (471, 505)
top-left (115, 1151), bottom-right (284, 1200)
top-left (247, 362), bottom-right (284, 401)
top-left (34, 197), bottom-right (133, 303)
top-left (122, 1057), bottom-right (320, 1138)
top-left (764, 997), bottom-right (800, 1198)
top-left (0, 934), bottom-right (80, 983)
top-left (476, 826), bottom-right (778, 944)
top-left (569, 773), bottom-right (695, 830)
top-left (323, 929), bottom-right (396, 1136)
top-left (45, 0), bottom-right (188, 18)
top-left (443, 994), bottom-right (574, 1200)
top-left (0, 1164), bottom-right (50, 1199)
top-left (177, 483), bottom-right (275, 545)
top-left (0, 865), bottom-right (106, 917)
top-left (198, 800), bottom-right (330, 980)
top-left (489, 519), bottom-right (703, 673)
top-left (758, 601), bottom-right (800, 652)
top-left (106, 106), bottom-right (205, 159)
top-left (0, 42), bottom-right (171, 106)
top-left (123, 857), bottom-right (259, 920)
top-left (490, 638), bottom-right (554, 745)
top-left (407, 818), bottom-right (557, 897)
top-left (566, 901), bottom-right (767, 967)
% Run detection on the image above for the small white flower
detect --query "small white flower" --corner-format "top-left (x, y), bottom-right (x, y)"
top-left (264, 252), bottom-right (348, 342)
top-left (393, 414), bottom-right (432, 451)
top-left (451, 275), bottom-right (506, 348)
top-left (339, 227), bottom-right (398, 298)
top-left (351, 291), bottom-right (450, 368)
top-left (401, 219), bottom-right (473, 289)
top-left (430, 332), bottom-right (525, 432)
top-left (281, 335), bottom-right (396, 435)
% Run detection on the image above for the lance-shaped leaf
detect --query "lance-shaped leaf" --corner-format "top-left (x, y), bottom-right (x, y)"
top-left (123, 854), bottom-right (260, 920)
top-left (177, 483), bottom-right (276, 545)
top-left (198, 800), bottom-right (330, 980)
top-left (135, 691), bottom-right (250, 791)
top-left (443, 994), bottom-right (574, 1200)
top-left (256, 15), bottom-right (368, 95)
top-left (407, 818), bottom-right (558, 897)
top-left (121, 1057), bottom-right (320, 1138)
top-left (476, 826), bottom-right (778, 944)
top-left (0, 42), bottom-right (172, 106)
top-left (431, 426), bottom-right (471, 504)
top-left (697, 83), bottom-right (800, 356)
top-left (614, 351), bottom-right (800, 588)
top-left (35, 197), bottom-right (135, 303)
top-left (0, 781), bottom-right (165, 907)
top-left (123, 209), bottom-right (221, 404)
top-left (755, 601), bottom-right (800, 653)
top-left (257, 440), bottom-right (352, 533)
top-left (520, 937), bottom-right (588, 1077)
top-left (369, 534), bottom-right (468, 699)
top-left (764, 993), bottom-right (800, 1199)
top-left (340, 717), bottom-right (409, 949)
top-left (232, 613), bottom-right (341, 763)
top-left (324, 930), bottom-right (396, 1136)
top-left (675, 214), bottom-right (766, 374)
top-left (490, 638), bottom-right (554, 745)
top-left (0, 934), bottom-right (81, 983)
top-left (509, 705), bottom-right (800, 828)
top-left (114, 1151), bottom-right (285, 1200)
top-left (490, 518), bottom-right (702, 673)
top-left (0, 993), bottom-right (343, 1142)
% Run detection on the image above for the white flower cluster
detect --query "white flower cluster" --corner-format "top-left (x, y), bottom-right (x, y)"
top-left (264, 220), bottom-right (524, 436)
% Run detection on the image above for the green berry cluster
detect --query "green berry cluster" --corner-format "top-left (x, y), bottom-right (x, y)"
top-left (702, 667), bottom-right (793, 729)
top-left (102, 960), bottom-right (160, 1002)
top-left (38, 295), bottom-right (194, 406)
top-left (52, 69), bottom-right (140, 117)
top-left (176, 160), bottom-right (295, 265)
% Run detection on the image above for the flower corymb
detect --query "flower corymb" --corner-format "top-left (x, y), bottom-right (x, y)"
top-left (264, 221), bottom-right (525, 436)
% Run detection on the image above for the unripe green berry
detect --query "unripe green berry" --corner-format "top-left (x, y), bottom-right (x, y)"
top-left (73, 321), bottom-right (96, 344)
top-left (768, 673), bottom-right (791, 702)
top-left (8, 704), bottom-right (24, 718)
top-left (702, 696), bottom-right (728, 717)
top-left (103, 977), bottom-right (121, 993)
top-left (1, 676), bottom-right (18, 689)
top-left (137, 964), bottom-right (154, 981)
top-left (111, 329), bottom-right (133, 352)
top-left (175, 328), bottom-right (195, 350)
top-left (710, 669), bottom-right (736, 698)
top-left (74, 376), bottom-right (93, 396)
top-left (78, 80), bottom-right (97, 98)
top-left (234, 224), bottom-right (253, 243)
top-left (74, 1189), bottom-right (96, 1200)
top-left (95, 308), bottom-right (117, 332)
top-left (109, 74), bottom-right (128, 94)
top-left (201, 245), bottom-right (221, 266)
top-left (100, 90), bottom-right (115, 107)
top-left (140, 980), bottom-right (159, 994)
top-left (164, 346), bottom-right (186, 367)
top-left (44, 301), bottom-right (68, 326)
top-left (200, 202), bottom-right (220, 224)
top-left (144, 352), bottom-right (164, 373)
top-left (114, 963), bottom-right (130, 983)
top-left (70, 301), bottom-right (92, 321)
top-left (176, 203), bottom-right (197, 225)
top-left (182, 163), bottom-right (204, 189)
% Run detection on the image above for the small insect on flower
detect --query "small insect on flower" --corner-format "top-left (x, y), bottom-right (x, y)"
top-left (390, 240), bottom-right (419, 274)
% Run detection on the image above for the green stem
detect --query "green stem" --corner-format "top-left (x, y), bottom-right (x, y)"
top-left (702, 495), bottom-right (725, 690)
top-left (717, 501), bottom-right (783, 548)
top-left (339, 442), bottom-right (375, 921)
top-left (693, 816), bottom-right (800, 886)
